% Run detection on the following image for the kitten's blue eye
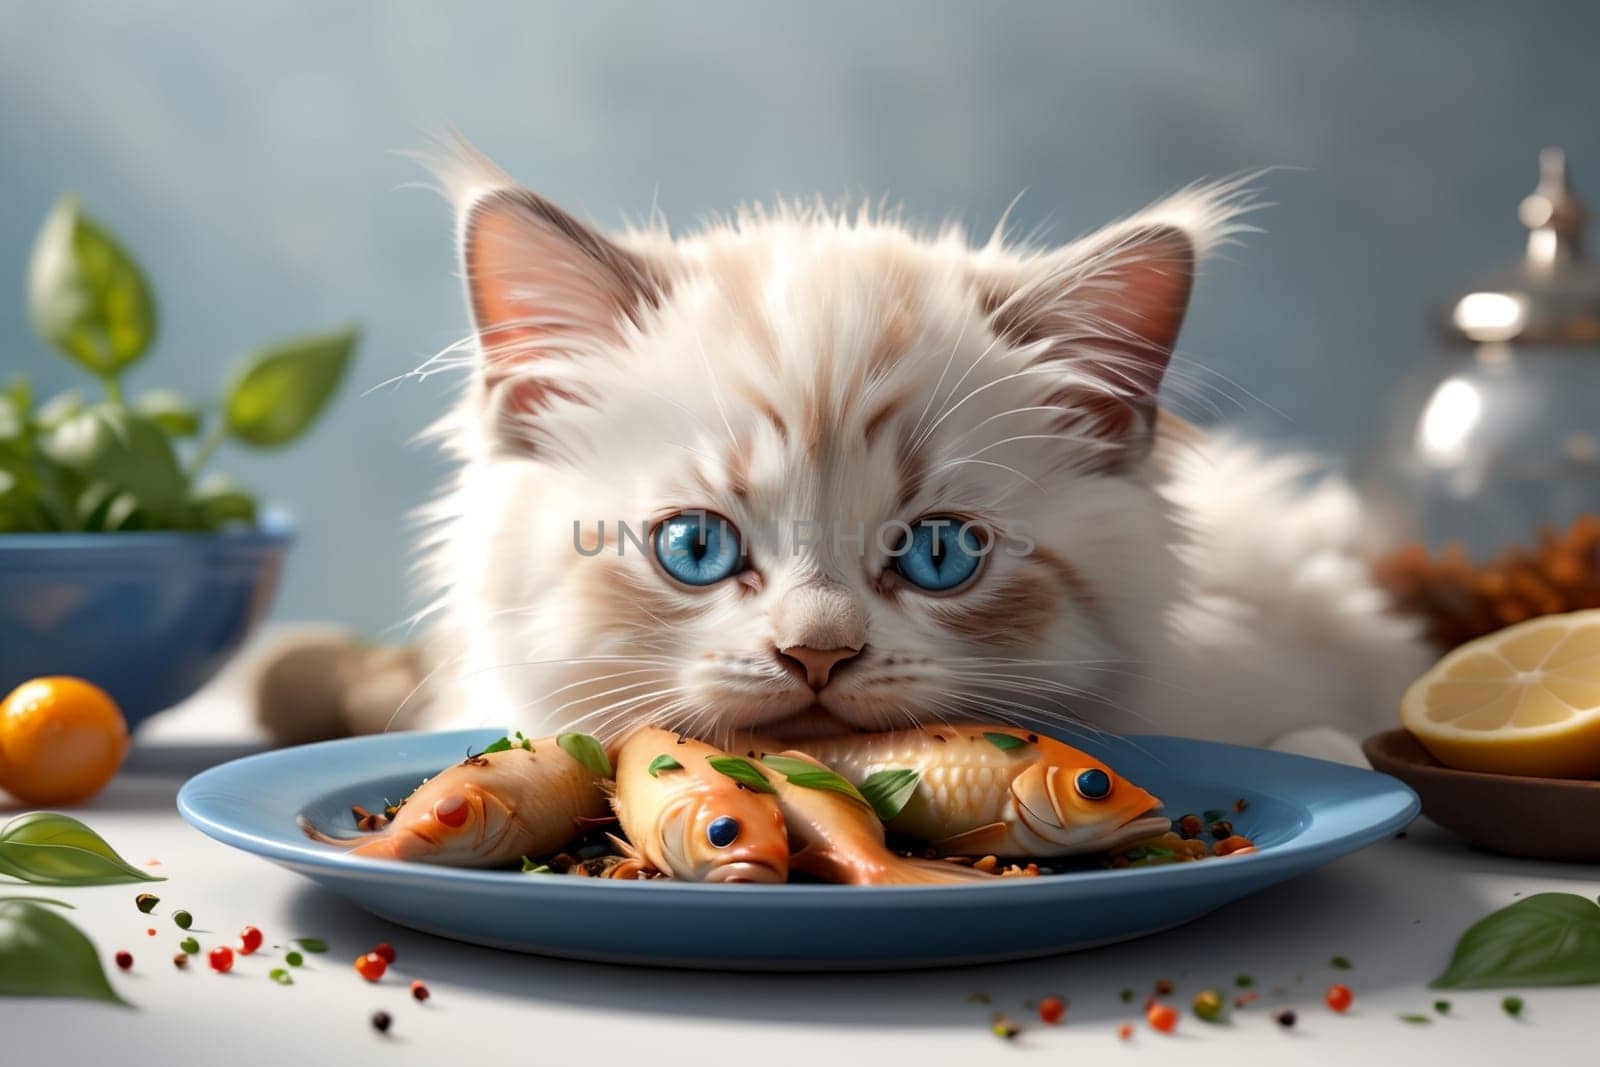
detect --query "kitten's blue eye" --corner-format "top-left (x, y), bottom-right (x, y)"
top-left (707, 816), bottom-right (741, 848)
top-left (1074, 768), bottom-right (1113, 800)
top-left (654, 512), bottom-right (744, 587)
top-left (892, 516), bottom-right (986, 592)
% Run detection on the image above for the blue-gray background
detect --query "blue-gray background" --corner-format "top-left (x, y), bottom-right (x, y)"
top-left (2, 1), bottom-right (1594, 634)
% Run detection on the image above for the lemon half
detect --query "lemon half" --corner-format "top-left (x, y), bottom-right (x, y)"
top-left (1401, 608), bottom-right (1600, 779)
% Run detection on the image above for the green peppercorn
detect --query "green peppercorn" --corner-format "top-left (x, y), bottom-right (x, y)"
top-left (1501, 996), bottom-right (1524, 1017)
top-left (173, 910), bottom-right (193, 930)
top-left (135, 893), bottom-right (159, 914)
top-left (1193, 989), bottom-right (1225, 1022)
top-left (286, 950), bottom-right (304, 967)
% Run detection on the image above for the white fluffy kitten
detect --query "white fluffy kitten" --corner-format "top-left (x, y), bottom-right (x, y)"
top-left (414, 144), bottom-right (1429, 759)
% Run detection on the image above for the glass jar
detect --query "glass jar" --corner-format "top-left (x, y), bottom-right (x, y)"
top-left (1363, 149), bottom-right (1600, 647)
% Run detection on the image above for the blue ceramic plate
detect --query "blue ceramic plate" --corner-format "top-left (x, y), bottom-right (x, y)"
top-left (178, 729), bottom-right (1417, 970)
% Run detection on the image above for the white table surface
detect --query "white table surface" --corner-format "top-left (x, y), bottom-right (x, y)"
top-left (5, 641), bottom-right (1599, 1065)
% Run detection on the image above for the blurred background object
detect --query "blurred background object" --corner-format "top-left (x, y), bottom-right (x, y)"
top-left (4, 0), bottom-right (1599, 638)
top-left (1370, 149), bottom-right (1600, 650)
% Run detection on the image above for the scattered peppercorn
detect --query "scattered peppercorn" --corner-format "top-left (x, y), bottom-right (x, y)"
top-left (1119, 988), bottom-right (1135, 1003)
top-left (180, 937), bottom-right (200, 955)
top-left (1154, 978), bottom-right (1174, 996)
top-left (990, 1013), bottom-right (1020, 1039)
top-left (1235, 974), bottom-right (1254, 988)
top-left (1275, 1009), bottom-right (1296, 1028)
top-left (208, 946), bottom-right (234, 973)
top-left (239, 926), bottom-right (264, 955)
top-left (1330, 956), bottom-right (1352, 970)
top-left (1208, 820), bottom-right (1233, 840)
top-left (1434, 1000), bottom-right (1451, 1015)
top-left (411, 980), bottom-right (430, 1002)
top-left (1192, 989), bottom-right (1224, 1022)
top-left (965, 991), bottom-right (991, 1004)
top-left (268, 968), bottom-right (293, 986)
top-left (1233, 797), bottom-right (1249, 813)
top-left (1501, 996), bottom-right (1524, 1017)
top-left (135, 893), bottom-right (159, 914)
top-left (1117, 1023), bottom-right (1133, 1040)
top-left (1325, 984), bottom-right (1353, 1013)
top-left (1234, 991), bottom-right (1259, 1009)
top-left (286, 951), bottom-right (304, 967)
top-left (1037, 996), bottom-right (1064, 1024)
top-left (1399, 1014), bottom-right (1432, 1025)
top-left (172, 952), bottom-right (188, 969)
top-left (1177, 813), bottom-right (1204, 838)
top-left (1146, 1002), bottom-right (1178, 1034)
top-left (173, 910), bottom-right (193, 930)
top-left (114, 950), bottom-right (133, 971)
top-left (355, 952), bottom-right (388, 982)
top-left (371, 1011), bottom-right (392, 1035)
top-left (373, 941), bottom-right (397, 964)
top-left (145, 928), bottom-right (156, 937)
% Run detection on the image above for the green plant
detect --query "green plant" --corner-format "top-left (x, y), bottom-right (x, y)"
top-left (0, 195), bottom-right (357, 533)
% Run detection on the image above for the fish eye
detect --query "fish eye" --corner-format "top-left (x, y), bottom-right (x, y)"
top-left (1074, 769), bottom-right (1112, 801)
top-left (706, 816), bottom-right (741, 848)
top-left (891, 516), bottom-right (987, 592)
top-left (654, 512), bottom-right (744, 587)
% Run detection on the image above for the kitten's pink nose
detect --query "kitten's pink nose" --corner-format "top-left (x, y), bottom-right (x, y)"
top-left (777, 645), bottom-right (859, 690)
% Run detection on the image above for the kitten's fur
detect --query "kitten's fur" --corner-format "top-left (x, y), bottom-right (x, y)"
top-left (414, 142), bottom-right (1429, 759)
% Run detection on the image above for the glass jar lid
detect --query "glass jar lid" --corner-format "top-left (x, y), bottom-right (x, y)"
top-left (1446, 148), bottom-right (1600, 346)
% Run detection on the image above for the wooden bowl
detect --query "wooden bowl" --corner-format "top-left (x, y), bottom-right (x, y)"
top-left (1363, 729), bottom-right (1600, 862)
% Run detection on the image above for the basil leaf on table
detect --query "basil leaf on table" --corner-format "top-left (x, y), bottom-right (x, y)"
top-left (223, 327), bottom-right (357, 448)
top-left (0, 898), bottom-right (126, 1005)
top-left (27, 195), bottom-right (157, 377)
top-left (705, 756), bottom-right (775, 793)
top-left (0, 812), bottom-right (162, 886)
top-left (1432, 892), bottom-right (1600, 989)
top-left (557, 732), bottom-right (613, 778)
top-left (858, 768), bottom-right (920, 821)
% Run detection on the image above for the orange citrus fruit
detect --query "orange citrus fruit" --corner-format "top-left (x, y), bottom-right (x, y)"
top-left (1401, 609), bottom-right (1600, 778)
top-left (0, 677), bottom-right (129, 804)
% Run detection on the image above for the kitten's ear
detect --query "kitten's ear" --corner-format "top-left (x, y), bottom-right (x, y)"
top-left (980, 222), bottom-right (1195, 461)
top-left (459, 184), bottom-right (668, 433)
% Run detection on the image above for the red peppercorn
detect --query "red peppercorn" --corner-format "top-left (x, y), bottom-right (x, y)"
top-left (1037, 996), bottom-right (1064, 1024)
top-left (354, 952), bottom-right (388, 982)
top-left (208, 946), bottom-right (234, 973)
top-left (1154, 978), bottom-right (1175, 996)
top-left (1146, 1002), bottom-right (1178, 1033)
top-left (145, 928), bottom-right (156, 937)
top-left (1118, 1023), bottom-right (1134, 1040)
top-left (1325, 984), bottom-right (1353, 1013)
top-left (238, 926), bottom-right (263, 955)
top-left (410, 980), bottom-right (430, 1002)
top-left (373, 941), bottom-right (396, 963)
top-left (114, 950), bottom-right (133, 971)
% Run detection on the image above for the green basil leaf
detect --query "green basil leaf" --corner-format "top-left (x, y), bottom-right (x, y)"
top-left (4, 378), bottom-right (31, 424)
top-left (481, 737), bottom-right (512, 754)
top-left (520, 857), bottom-right (552, 874)
top-left (42, 405), bottom-right (186, 519)
top-left (647, 754), bottom-right (683, 778)
top-left (557, 732), bottom-right (613, 778)
top-left (223, 327), bottom-right (357, 448)
top-left (34, 390), bottom-right (84, 432)
top-left (186, 474), bottom-right (257, 530)
top-left (132, 389), bottom-right (201, 438)
top-left (27, 195), bottom-right (157, 375)
top-left (0, 397), bottom-right (22, 443)
top-left (0, 899), bottom-right (125, 1004)
top-left (759, 754), bottom-right (869, 807)
top-left (1431, 892), bottom-right (1600, 989)
top-left (293, 938), bottom-right (328, 953)
top-left (268, 967), bottom-right (293, 985)
top-left (705, 756), bottom-right (775, 793)
top-left (0, 813), bottom-right (161, 887)
top-left (982, 731), bottom-right (1029, 752)
top-left (858, 768), bottom-right (920, 821)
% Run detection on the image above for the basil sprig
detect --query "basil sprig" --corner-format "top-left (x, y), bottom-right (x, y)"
top-left (557, 732), bottom-right (613, 778)
top-left (0, 898), bottom-right (124, 1004)
top-left (982, 731), bottom-right (1029, 752)
top-left (482, 730), bottom-right (535, 755)
top-left (0, 812), bottom-right (162, 886)
top-left (647, 754), bottom-right (683, 778)
top-left (1432, 892), bottom-right (1600, 989)
top-left (705, 756), bottom-right (775, 793)
top-left (759, 754), bottom-right (870, 807)
top-left (858, 768), bottom-right (920, 821)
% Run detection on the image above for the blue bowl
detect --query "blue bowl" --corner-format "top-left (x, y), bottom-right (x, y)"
top-left (0, 514), bottom-right (294, 729)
